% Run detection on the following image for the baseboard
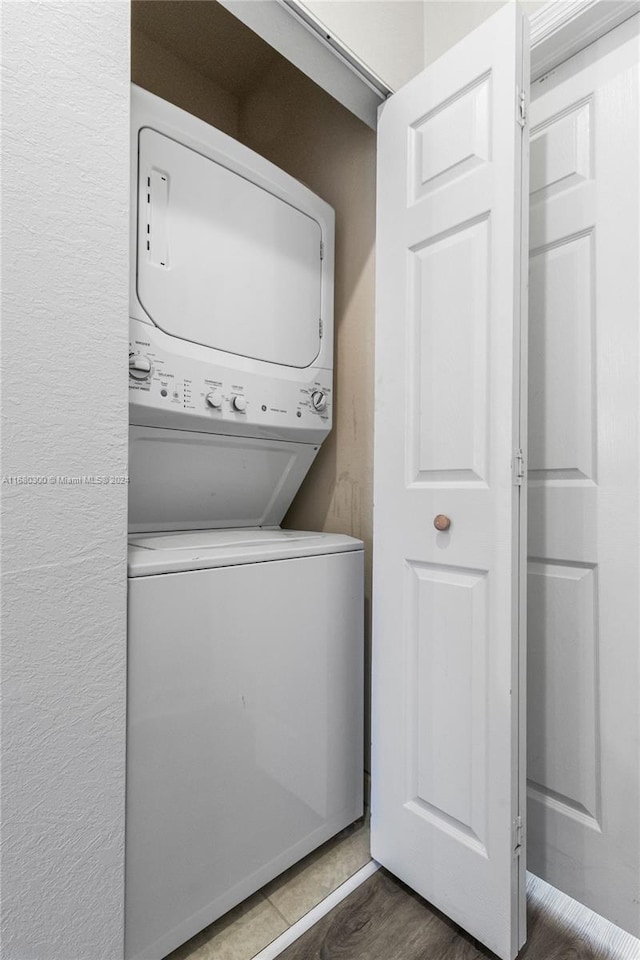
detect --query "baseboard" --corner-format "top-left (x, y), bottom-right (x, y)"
top-left (527, 873), bottom-right (640, 959)
top-left (252, 860), bottom-right (380, 960)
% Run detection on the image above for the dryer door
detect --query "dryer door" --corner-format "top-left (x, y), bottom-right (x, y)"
top-left (136, 129), bottom-right (323, 369)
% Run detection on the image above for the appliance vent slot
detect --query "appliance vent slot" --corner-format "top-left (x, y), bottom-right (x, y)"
top-left (146, 168), bottom-right (170, 269)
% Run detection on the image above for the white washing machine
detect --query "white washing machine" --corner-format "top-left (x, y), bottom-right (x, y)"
top-left (126, 529), bottom-right (363, 960)
top-left (125, 87), bottom-right (364, 960)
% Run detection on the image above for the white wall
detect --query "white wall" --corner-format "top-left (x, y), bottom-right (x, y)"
top-left (297, 1), bottom-right (551, 90)
top-left (423, 0), bottom-right (548, 66)
top-left (0, 2), bottom-right (130, 958)
top-left (302, 0), bottom-right (425, 89)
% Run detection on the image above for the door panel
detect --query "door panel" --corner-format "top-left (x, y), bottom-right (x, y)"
top-left (527, 13), bottom-right (640, 937)
top-left (529, 234), bottom-right (595, 480)
top-left (407, 562), bottom-right (489, 850)
top-left (371, 5), bottom-right (529, 959)
top-left (527, 561), bottom-right (600, 824)
top-left (409, 217), bottom-right (489, 482)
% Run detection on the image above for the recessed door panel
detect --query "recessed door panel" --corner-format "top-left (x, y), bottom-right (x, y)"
top-left (407, 562), bottom-right (488, 851)
top-left (529, 232), bottom-right (595, 480)
top-left (409, 217), bottom-right (489, 484)
top-left (527, 562), bottom-right (600, 827)
top-left (410, 73), bottom-right (491, 201)
top-left (529, 99), bottom-right (592, 201)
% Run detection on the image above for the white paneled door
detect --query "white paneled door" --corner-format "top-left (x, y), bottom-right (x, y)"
top-left (527, 14), bottom-right (640, 937)
top-left (371, 5), bottom-right (530, 960)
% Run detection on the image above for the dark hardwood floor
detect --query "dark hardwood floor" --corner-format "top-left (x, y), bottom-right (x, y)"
top-left (278, 869), bottom-right (630, 960)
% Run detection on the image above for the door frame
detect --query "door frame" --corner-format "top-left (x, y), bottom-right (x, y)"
top-left (219, 1), bottom-right (640, 131)
top-left (530, 0), bottom-right (640, 81)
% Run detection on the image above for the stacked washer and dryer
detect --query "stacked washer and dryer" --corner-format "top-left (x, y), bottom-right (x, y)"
top-left (126, 87), bottom-right (364, 960)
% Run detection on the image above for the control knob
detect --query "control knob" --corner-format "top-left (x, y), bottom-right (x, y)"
top-left (311, 390), bottom-right (327, 412)
top-left (232, 395), bottom-right (247, 412)
top-left (206, 391), bottom-right (222, 409)
top-left (129, 354), bottom-right (152, 380)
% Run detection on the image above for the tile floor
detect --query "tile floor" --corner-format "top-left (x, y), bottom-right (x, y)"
top-left (167, 816), bottom-right (371, 960)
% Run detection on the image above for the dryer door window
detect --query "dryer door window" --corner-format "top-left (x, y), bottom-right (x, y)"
top-left (136, 129), bottom-right (323, 368)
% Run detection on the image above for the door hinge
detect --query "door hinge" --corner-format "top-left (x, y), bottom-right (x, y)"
top-left (513, 815), bottom-right (524, 854)
top-left (513, 449), bottom-right (525, 486)
top-left (517, 87), bottom-right (527, 127)
top-left (319, 317), bottom-right (323, 338)
top-left (320, 240), bottom-right (325, 260)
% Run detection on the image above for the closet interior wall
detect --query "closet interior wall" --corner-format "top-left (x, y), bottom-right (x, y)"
top-left (131, 0), bottom-right (377, 769)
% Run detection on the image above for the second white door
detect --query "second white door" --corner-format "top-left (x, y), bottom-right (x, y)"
top-left (527, 13), bottom-right (640, 937)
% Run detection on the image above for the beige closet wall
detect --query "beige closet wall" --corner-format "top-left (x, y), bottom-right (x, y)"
top-left (131, 26), bottom-right (239, 136)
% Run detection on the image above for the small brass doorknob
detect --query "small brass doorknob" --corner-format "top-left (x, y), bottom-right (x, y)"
top-left (433, 514), bottom-right (451, 532)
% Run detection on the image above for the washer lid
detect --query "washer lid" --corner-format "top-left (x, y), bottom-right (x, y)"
top-left (127, 528), bottom-right (364, 576)
top-left (137, 128), bottom-right (323, 368)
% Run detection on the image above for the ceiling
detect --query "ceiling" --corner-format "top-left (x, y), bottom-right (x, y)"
top-left (131, 0), bottom-right (281, 98)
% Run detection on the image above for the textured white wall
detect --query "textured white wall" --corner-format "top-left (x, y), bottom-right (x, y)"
top-left (0, 2), bottom-right (130, 958)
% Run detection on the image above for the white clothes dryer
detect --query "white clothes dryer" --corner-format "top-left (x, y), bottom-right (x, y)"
top-left (128, 85), bottom-right (335, 534)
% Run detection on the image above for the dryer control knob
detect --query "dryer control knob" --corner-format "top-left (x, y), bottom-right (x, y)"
top-left (206, 391), bottom-right (223, 409)
top-left (311, 390), bottom-right (327, 412)
top-left (232, 395), bottom-right (247, 412)
top-left (129, 354), bottom-right (152, 380)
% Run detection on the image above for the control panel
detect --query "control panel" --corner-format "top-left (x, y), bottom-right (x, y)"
top-left (129, 319), bottom-right (332, 445)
